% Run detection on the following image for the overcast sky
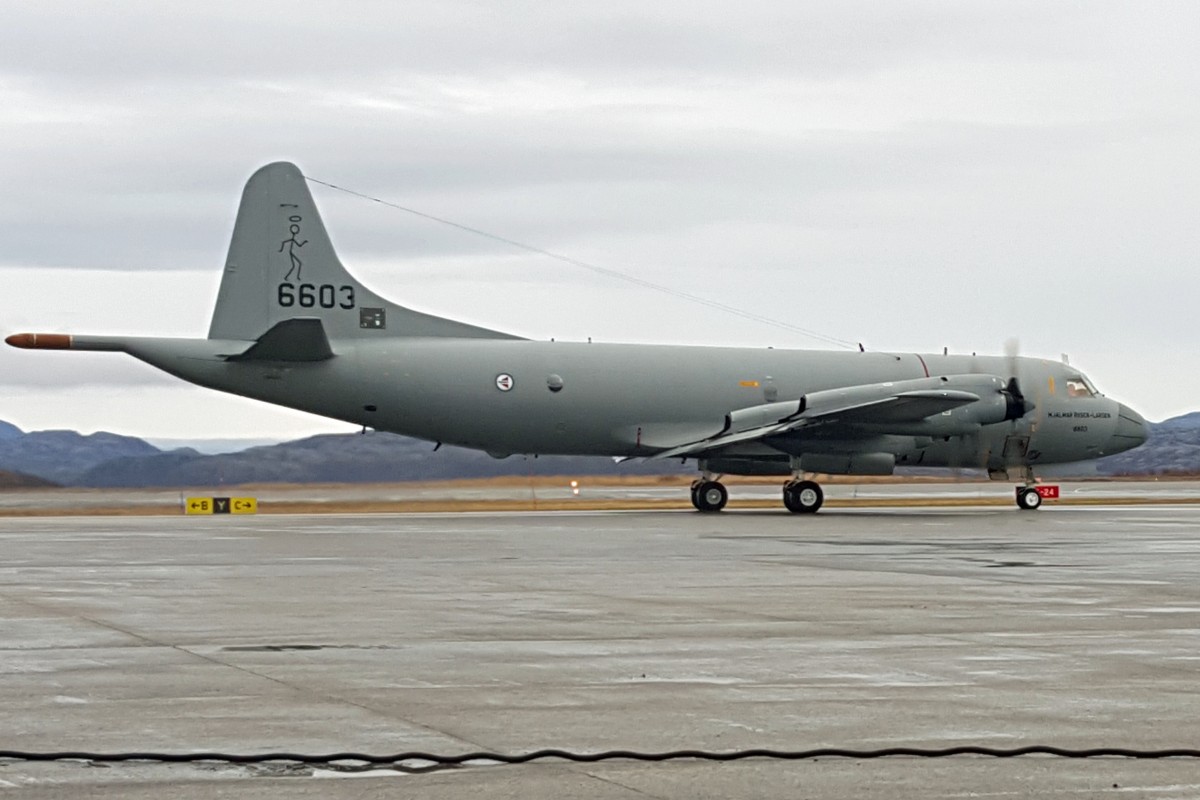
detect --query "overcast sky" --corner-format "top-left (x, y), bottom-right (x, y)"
top-left (1, 0), bottom-right (1197, 440)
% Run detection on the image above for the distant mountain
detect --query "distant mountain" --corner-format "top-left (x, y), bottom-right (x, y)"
top-left (0, 469), bottom-right (58, 489)
top-left (1153, 411), bottom-right (1200, 431)
top-left (71, 432), bottom-right (687, 488)
top-left (0, 411), bottom-right (1195, 487)
top-left (1097, 413), bottom-right (1200, 476)
top-left (0, 422), bottom-right (687, 488)
top-left (0, 429), bottom-right (164, 484)
top-left (143, 437), bottom-right (288, 454)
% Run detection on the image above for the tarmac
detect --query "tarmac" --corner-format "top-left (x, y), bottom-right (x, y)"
top-left (0, 478), bottom-right (1197, 514)
top-left (3, 496), bottom-right (1200, 797)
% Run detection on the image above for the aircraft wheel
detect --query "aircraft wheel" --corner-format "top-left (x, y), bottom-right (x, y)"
top-left (694, 480), bottom-right (728, 512)
top-left (1016, 487), bottom-right (1042, 511)
top-left (783, 480), bottom-right (823, 514)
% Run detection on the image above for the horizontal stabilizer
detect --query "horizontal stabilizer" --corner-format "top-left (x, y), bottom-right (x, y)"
top-left (227, 318), bottom-right (333, 362)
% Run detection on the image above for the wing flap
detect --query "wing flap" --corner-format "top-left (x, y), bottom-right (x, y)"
top-left (651, 421), bottom-right (795, 460)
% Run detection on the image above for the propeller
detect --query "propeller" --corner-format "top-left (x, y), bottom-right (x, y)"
top-left (1002, 376), bottom-right (1031, 420)
top-left (944, 339), bottom-right (1034, 479)
top-left (1001, 338), bottom-right (1032, 421)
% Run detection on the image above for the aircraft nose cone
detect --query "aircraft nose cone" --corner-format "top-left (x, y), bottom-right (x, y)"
top-left (1109, 403), bottom-right (1149, 453)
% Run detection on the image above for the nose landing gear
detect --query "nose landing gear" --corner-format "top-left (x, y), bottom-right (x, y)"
top-left (1014, 466), bottom-right (1058, 510)
top-left (1016, 486), bottom-right (1043, 510)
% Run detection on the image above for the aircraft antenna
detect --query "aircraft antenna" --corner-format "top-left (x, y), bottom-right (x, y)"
top-left (305, 175), bottom-right (858, 349)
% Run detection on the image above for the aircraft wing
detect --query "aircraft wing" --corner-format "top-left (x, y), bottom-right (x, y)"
top-left (649, 384), bottom-right (983, 461)
top-left (798, 389), bottom-right (981, 427)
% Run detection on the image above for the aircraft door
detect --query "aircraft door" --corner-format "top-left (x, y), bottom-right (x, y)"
top-left (1002, 434), bottom-right (1030, 463)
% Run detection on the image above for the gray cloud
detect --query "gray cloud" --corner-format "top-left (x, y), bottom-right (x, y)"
top-left (1, 0), bottom-right (1198, 431)
top-left (0, 2), bottom-right (1106, 85)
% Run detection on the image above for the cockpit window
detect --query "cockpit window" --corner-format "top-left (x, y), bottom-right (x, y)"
top-left (1065, 377), bottom-right (1097, 398)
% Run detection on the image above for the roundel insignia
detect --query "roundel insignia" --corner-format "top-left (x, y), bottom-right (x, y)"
top-left (495, 373), bottom-right (514, 392)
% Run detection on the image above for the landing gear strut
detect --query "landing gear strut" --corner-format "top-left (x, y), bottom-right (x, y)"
top-left (1014, 466), bottom-right (1054, 511)
top-left (691, 478), bottom-right (728, 512)
top-left (783, 479), bottom-right (823, 513)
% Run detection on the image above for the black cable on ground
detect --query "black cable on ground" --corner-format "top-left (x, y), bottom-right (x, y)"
top-left (4, 745), bottom-right (1200, 767)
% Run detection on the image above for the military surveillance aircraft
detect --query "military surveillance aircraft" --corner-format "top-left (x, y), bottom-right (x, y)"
top-left (7, 162), bottom-right (1149, 512)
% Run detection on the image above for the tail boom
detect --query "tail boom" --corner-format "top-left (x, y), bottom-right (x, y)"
top-left (6, 333), bottom-right (129, 352)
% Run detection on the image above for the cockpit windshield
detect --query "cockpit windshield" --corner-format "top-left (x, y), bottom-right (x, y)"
top-left (1065, 376), bottom-right (1100, 398)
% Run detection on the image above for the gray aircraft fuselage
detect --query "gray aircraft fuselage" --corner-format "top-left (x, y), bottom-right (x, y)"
top-left (109, 335), bottom-right (1139, 473)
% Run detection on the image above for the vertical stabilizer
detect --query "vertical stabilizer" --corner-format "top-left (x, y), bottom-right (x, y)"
top-left (208, 162), bottom-right (519, 342)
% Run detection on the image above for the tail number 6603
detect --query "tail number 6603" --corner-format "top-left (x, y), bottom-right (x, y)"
top-left (277, 283), bottom-right (355, 309)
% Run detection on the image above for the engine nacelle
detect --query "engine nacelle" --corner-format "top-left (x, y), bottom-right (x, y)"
top-left (801, 374), bottom-right (1012, 436)
top-left (723, 399), bottom-right (803, 434)
top-left (800, 452), bottom-right (896, 475)
top-left (703, 456), bottom-right (792, 476)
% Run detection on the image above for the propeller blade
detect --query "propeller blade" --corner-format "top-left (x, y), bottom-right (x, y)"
top-left (1003, 376), bottom-right (1032, 420)
top-left (1000, 338), bottom-right (1032, 420)
top-left (1004, 337), bottom-right (1020, 361)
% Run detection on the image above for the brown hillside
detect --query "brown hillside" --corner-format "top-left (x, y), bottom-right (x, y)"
top-left (0, 470), bottom-right (59, 489)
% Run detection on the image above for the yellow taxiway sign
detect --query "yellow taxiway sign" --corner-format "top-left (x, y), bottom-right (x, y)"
top-left (185, 497), bottom-right (257, 515)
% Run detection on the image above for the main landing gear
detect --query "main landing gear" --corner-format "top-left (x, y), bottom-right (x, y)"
top-left (783, 479), bottom-right (823, 513)
top-left (689, 475), bottom-right (826, 513)
top-left (690, 478), bottom-right (728, 512)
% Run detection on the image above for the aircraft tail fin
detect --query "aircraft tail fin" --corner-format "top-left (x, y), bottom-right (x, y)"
top-left (208, 162), bottom-right (520, 342)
